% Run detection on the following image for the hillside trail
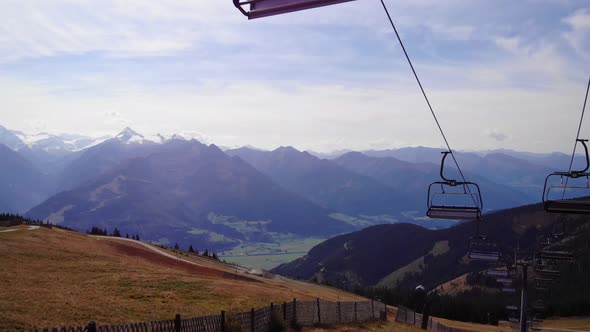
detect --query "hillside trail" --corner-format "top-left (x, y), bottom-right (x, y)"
top-left (91, 236), bottom-right (209, 268)
top-left (0, 225), bottom-right (39, 233)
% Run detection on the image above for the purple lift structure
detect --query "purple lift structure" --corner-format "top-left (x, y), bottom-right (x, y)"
top-left (233, 0), bottom-right (356, 19)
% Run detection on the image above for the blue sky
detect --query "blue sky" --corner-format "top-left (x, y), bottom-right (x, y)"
top-left (0, 0), bottom-right (589, 152)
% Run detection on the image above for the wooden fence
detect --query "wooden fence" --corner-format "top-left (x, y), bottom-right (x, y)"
top-left (29, 298), bottom-right (386, 332)
top-left (395, 305), bottom-right (475, 332)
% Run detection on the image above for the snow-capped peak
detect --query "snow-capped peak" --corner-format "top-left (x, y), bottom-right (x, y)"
top-left (114, 127), bottom-right (153, 145)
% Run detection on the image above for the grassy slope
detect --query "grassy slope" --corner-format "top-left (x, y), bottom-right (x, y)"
top-left (539, 317), bottom-right (590, 330)
top-left (377, 240), bottom-right (450, 288)
top-left (0, 226), bottom-right (365, 330)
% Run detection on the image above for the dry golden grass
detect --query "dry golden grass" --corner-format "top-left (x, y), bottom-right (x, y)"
top-left (0, 227), bottom-right (365, 330)
top-left (432, 316), bottom-right (514, 332)
top-left (540, 316), bottom-right (590, 330)
top-left (302, 312), bottom-right (421, 332)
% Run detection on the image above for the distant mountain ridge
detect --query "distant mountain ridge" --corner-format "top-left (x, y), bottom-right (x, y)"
top-left (1, 124), bottom-right (587, 257)
top-left (272, 202), bottom-right (590, 290)
top-left (226, 146), bottom-right (421, 216)
top-left (27, 140), bottom-right (352, 250)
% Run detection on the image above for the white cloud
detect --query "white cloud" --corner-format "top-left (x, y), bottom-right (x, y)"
top-left (563, 8), bottom-right (590, 29)
top-left (562, 9), bottom-right (590, 58)
top-left (486, 129), bottom-right (508, 142)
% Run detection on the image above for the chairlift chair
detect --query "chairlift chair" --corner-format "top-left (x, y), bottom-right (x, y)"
top-left (502, 287), bottom-right (516, 293)
top-left (427, 151), bottom-right (483, 220)
top-left (468, 235), bottom-right (501, 261)
top-left (487, 268), bottom-right (509, 277)
top-left (233, 0), bottom-right (356, 19)
top-left (532, 300), bottom-right (546, 312)
top-left (536, 249), bottom-right (574, 262)
top-left (543, 139), bottom-right (590, 214)
top-left (534, 277), bottom-right (553, 288)
top-left (496, 277), bottom-right (513, 284)
top-left (534, 263), bottom-right (561, 278)
top-left (506, 305), bottom-right (518, 311)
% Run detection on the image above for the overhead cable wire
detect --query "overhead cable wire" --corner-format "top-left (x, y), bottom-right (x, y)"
top-left (562, 74), bottom-right (590, 199)
top-left (378, 0), bottom-right (476, 205)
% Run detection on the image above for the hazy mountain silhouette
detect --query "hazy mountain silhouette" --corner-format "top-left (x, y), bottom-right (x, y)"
top-left (227, 146), bottom-right (421, 216)
top-left (0, 144), bottom-right (49, 212)
top-left (28, 140), bottom-right (351, 249)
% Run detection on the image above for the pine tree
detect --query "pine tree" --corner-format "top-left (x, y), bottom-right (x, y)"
top-left (174, 243), bottom-right (179, 250)
top-left (125, 233), bottom-right (129, 239)
top-left (203, 249), bottom-right (209, 257)
top-left (188, 245), bottom-right (194, 253)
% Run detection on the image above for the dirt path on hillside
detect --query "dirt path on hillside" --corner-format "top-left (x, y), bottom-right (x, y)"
top-left (93, 236), bottom-right (260, 283)
top-left (0, 225), bottom-right (39, 233)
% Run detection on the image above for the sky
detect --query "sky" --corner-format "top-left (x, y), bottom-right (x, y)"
top-left (0, 0), bottom-right (589, 153)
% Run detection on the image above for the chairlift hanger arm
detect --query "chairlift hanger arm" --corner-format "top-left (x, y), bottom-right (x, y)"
top-left (575, 139), bottom-right (590, 174)
top-left (439, 151), bottom-right (456, 184)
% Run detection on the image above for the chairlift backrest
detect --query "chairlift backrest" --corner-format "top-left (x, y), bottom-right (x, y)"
top-left (543, 139), bottom-right (590, 214)
top-left (427, 151), bottom-right (483, 220)
top-left (233, 0), bottom-right (356, 19)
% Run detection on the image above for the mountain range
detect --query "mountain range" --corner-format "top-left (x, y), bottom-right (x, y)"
top-left (1, 124), bottom-right (586, 252)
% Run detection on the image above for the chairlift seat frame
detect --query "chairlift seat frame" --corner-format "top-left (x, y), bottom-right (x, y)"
top-left (468, 236), bottom-right (500, 261)
top-left (486, 268), bottom-right (509, 277)
top-left (427, 151), bottom-right (483, 220)
top-left (536, 250), bottom-right (574, 262)
top-left (496, 277), bottom-right (513, 284)
top-left (534, 266), bottom-right (560, 278)
top-left (233, 0), bottom-right (356, 19)
top-left (543, 139), bottom-right (590, 214)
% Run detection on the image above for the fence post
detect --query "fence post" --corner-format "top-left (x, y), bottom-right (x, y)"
top-left (86, 321), bottom-right (96, 332)
top-left (316, 298), bottom-right (321, 324)
top-left (269, 302), bottom-right (274, 332)
top-left (220, 310), bottom-right (226, 332)
top-left (283, 301), bottom-right (287, 321)
top-left (354, 302), bottom-right (358, 322)
top-left (293, 298), bottom-right (297, 324)
top-left (371, 300), bottom-right (375, 319)
top-left (383, 302), bottom-right (387, 321)
top-left (251, 308), bottom-right (255, 332)
top-left (174, 314), bottom-right (181, 332)
top-left (337, 301), bottom-right (341, 323)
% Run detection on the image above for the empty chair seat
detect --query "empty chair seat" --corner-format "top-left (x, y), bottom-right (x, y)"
top-left (535, 266), bottom-right (560, 278)
top-left (496, 277), bottom-right (513, 284)
top-left (533, 302), bottom-right (546, 311)
top-left (487, 268), bottom-right (509, 277)
top-left (468, 249), bottom-right (500, 261)
top-left (544, 199), bottom-right (590, 214)
top-left (427, 206), bottom-right (481, 220)
top-left (468, 237), bottom-right (500, 261)
top-left (502, 287), bottom-right (516, 293)
top-left (427, 151), bottom-right (483, 221)
top-left (542, 139), bottom-right (590, 214)
top-left (537, 250), bottom-right (574, 261)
